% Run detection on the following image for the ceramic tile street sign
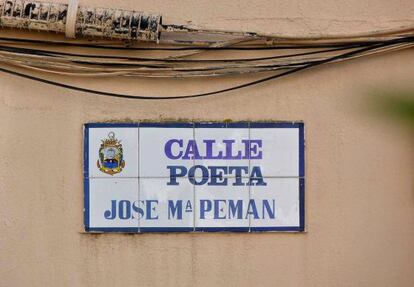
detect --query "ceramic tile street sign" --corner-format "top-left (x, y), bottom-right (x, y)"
top-left (83, 122), bottom-right (305, 232)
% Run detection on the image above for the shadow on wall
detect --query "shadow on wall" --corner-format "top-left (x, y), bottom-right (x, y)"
top-left (367, 88), bottom-right (414, 130)
top-left (365, 88), bottom-right (414, 200)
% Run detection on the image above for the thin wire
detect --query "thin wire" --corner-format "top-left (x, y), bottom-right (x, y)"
top-left (0, 38), bottom-right (410, 100)
top-left (0, 42), bottom-right (370, 77)
top-left (0, 43), bottom-right (371, 77)
top-left (164, 24), bottom-right (414, 41)
top-left (0, 36), bottom-right (401, 50)
top-left (0, 22), bottom-right (412, 52)
top-left (0, 44), bottom-right (365, 63)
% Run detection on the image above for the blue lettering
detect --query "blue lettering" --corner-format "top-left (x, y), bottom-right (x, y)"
top-left (208, 166), bottom-right (228, 186)
top-left (146, 200), bottom-right (158, 220)
top-left (263, 200), bottom-right (276, 219)
top-left (132, 200), bottom-right (144, 219)
top-left (213, 200), bottom-right (227, 219)
top-left (228, 200), bottom-right (243, 219)
top-left (248, 166), bottom-right (267, 186)
top-left (223, 140), bottom-right (242, 159)
top-left (248, 140), bottom-right (263, 159)
top-left (246, 199), bottom-right (259, 219)
top-left (189, 165), bottom-right (209, 185)
top-left (167, 165), bottom-right (187, 185)
top-left (228, 166), bottom-right (248, 186)
top-left (168, 200), bottom-right (183, 219)
top-left (164, 139), bottom-right (183, 159)
top-left (119, 200), bottom-right (131, 219)
top-left (185, 200), bottom-right (193, 212)
top-left (182, 140), bottom-right (202, 160)
top-left (204, 139), bottom-right (223, 159)
top-left (200, 200), bottom-right (212, 219)
top-left (104, 200), bottom-right (117, 220)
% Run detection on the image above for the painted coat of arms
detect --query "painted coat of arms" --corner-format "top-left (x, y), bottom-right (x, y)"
top-left (97, 132), bottom-right (125, 175)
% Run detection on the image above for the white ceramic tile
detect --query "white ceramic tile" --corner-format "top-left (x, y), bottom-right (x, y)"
top-left (249, 178), bottom-right (300, 228)
top-left (139, 177), bottom-right (194, 230)
top-left (195, 180), bottom-right (249, 230)
top-left (139, 127), bottom-right (194, 177)
top-left (88, 127), bottom-right (138, 178)
top-left (249, 128), bottom-right (299, 177)
top-left (88, 178), bottom-right (139, 229)
top-left (193, 127), bottom-right (251, 180)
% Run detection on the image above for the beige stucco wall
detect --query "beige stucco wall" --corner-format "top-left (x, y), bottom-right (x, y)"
top-left (1, 1), bottom-right (413, 286)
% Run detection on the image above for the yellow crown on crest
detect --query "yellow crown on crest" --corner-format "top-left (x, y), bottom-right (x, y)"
top-left (102, 131), bottom-right (121, 147)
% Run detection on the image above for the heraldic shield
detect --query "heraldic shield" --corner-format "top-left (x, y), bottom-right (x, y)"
top-left (97, 131), bottom-right (125, 175)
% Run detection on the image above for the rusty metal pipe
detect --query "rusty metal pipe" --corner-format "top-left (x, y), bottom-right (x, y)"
top-left (0, 0), bottom-right (162, 42)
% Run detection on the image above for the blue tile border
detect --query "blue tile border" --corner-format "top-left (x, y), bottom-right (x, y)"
top-left (83, 126), bottom-right (90, 230)
top-left (226, 122), bottom-right (250, 128)
top-left (83, 177), bottom-right (90, 230)
top-left (83, 121), bottom-right (305, 233)
top-left (194, 227), bottom-right (250, 232)
top-left (249, 122), bottom-right (303, 129)
top-left (250, 226), bottom-right (304, 232)
top-left (85, 122), bottom-right (139, 128)
top-left (139, 122), bottom-right (194, 128)
top-left (194, 122), bottom-right (226, 128)
top-left (139, 227), bottom-right (194, 233)
top-left (299, 122), bottom-right (305, 177)
top-left (299, 177), bottom-right (305, 231)
top-left (83, 125), bottom-right (89, 178)
top-left (86, 227), bottom-right (139, 233)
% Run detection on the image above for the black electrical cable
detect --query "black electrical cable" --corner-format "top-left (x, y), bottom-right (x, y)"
top-left (0, 40), bottom-right (380, 75)
top-left (0, 41), bottom-right (355, 74)
top-left (0, 37), bottom-right (412, 100)
top-left (0, 41), bottom-right (326, 71)
top-left (0, 43), bottom-right (367, 63)
top-left (0, 42), bottom-right (368, 73)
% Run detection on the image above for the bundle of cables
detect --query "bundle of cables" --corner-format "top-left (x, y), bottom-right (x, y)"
top-left (0, 23), bottom-right (413, 100)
